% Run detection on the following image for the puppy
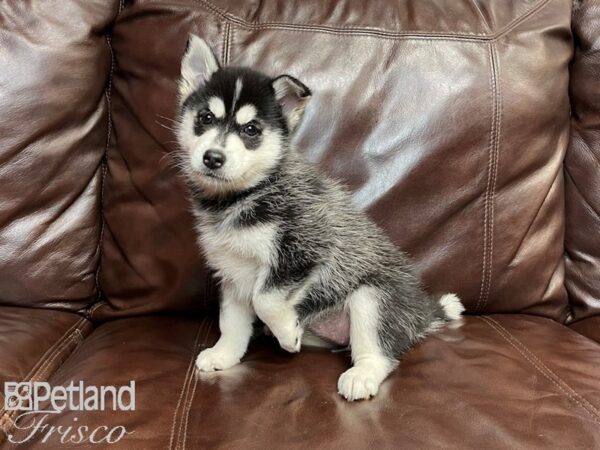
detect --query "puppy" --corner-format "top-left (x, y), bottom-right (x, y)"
top-left (176, 35), bottom-right (464, 401)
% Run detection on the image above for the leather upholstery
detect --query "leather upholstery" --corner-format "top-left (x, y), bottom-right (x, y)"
top-left (12, 315), bottom-right (600, 449)
top-left (0, 0), bottom-right (599, 448)
top-left (0, 0), bottom-right (119, 310)
top-left (571, 316), bottom-right (600, 344)
top-left (0, 307), bottom-right (92, 443)
top-left (565, 0), bottom-right (600, 323)
top-left (97, 0), bottom-right (571, 319)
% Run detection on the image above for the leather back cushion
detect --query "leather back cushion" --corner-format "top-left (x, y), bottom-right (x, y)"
top-left (96, 0), bottom-right (572, 320)
top-left (565, 1), bottom-right (600, 324)
top-left (0, 1), bottom-right (118, 309)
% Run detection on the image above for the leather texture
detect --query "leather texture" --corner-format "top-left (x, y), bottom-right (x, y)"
top-left (0, 307), bottom-right (92, 444)
top-left (1, 0), bottom-right (599, 448)
top-left (97, 0), bottom-right (571, 320)
top-left (0, 0), bottom-right (119, 310)
top-left (571, 316), bottom-right (600, 344)
top-left (565, 0), bottom-right (600, 324)
top-left (10, 315), bottom-right (600, 449)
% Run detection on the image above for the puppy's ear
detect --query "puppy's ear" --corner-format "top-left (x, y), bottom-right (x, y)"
top-left (271, 75), bottom-right (312, 133)
top-left (179, 34), bottom-right (219, 101)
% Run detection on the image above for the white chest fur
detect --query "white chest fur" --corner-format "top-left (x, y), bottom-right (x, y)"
top-left (197, 218), bottom-right (278, 298)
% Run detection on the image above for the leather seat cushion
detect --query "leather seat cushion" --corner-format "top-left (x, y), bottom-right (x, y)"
top-left (15, 314), bottom-right (600, 449)
top-left (0, 307), bottom-right (92, 442)
top-left (570, 317), bottom-right (600, 345)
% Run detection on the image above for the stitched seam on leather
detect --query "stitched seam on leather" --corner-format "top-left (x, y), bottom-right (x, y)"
top-left (173, 321), bottom-right (208, 450)
top-left (4, 324), bottom-right (87, 438)
top-left (221, 21), bottom-right (231, 65)
top-left (168, 326), bottom-right (199, 450)
top-left (208, 29), bottom-right (485, 43)
top-left (488, 317), bottom-right (600, 418)
top-left (481, 317), bottom-right (600, 423)
top-left (92, 27), bottom-right (116, 311)
top-left (17, 320), bottom-right (85, 386)
top-left (476, 43), bottom-right (500, 312)
top-left (483, 43), bottom-right (501, 310)
top-left (476, 43), bottom-right (493, 311)
top-left (193, 0), bottom-right (552, 41)
top-left (0, 317), bottom-right (88, 433)
top-left (494, 0), bottom-right (555, 40)
top-left (168, 321), bottom-right (205, 450)
top-left (31, 330), bottom-right (84, 382)
top-left (169, 323), bottom-right (199, 448)
top-left (229, 22), bottom-right (236, 65)
top-left (179, 320), bottom-right (213, 450)
top-left (0, 317), bottom-right (83, 418)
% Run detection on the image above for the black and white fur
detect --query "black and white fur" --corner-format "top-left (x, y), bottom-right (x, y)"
top-left (176, 35), bottom-right (464, 401)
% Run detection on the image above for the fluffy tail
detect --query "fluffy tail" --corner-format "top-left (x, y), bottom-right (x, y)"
top-left (438, 293), bottom-right (465, 321)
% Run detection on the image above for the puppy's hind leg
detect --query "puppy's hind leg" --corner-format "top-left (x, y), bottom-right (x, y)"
top-left (338, 286), bottom-right (396, 401)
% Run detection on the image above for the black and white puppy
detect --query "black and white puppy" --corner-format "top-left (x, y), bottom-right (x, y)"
top-left (176, 35), bottom-right (464, 401)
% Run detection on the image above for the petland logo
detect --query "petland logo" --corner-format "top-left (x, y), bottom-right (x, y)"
top-left (4, 381), bottom-right (135, 445)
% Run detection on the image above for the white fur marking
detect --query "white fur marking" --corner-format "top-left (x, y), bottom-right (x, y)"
top-left (439, 293), bottom-right (465, 320)
top-left (338, 286), bottom-right (393, 401)
top-left (200, 222), bottom-right (277, 294)
top-left (208, 97), bottom-right (226, 118)
top-left (235, 104), bottom-right (257, 125)
top-left (196, 283), bottom-right (255, 372)
top-left (189, 128), bottom-right (219, 171)
top-left (232, 78), bottom-right (243, 112)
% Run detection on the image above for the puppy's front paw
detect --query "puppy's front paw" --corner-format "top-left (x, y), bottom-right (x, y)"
top-left (276, 320), bottom-right (303, 353)
top-left (195, 347), bottom-right (239, 372)
top-left (337, 367), bottom-right (380, 401)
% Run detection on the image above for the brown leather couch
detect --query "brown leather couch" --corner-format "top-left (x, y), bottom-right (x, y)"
top-left (1, 0), bottom-right (599, 448)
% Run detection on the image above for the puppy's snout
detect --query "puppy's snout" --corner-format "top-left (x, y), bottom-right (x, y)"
top-left (203, 150), bottom-right (226, 170)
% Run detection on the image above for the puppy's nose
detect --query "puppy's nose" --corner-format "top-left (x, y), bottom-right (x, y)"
top-left (203, 150), bottom-right (226, 170)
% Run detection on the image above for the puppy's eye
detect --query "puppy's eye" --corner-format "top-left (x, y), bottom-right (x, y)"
top-left (242, 124), bottom-right (260, 137)
top-left (198, 112), bottom-right (214, 125)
